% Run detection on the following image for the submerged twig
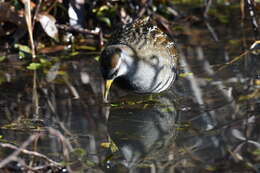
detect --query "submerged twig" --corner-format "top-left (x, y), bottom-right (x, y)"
top-left (205, 21), bottom-right (219, 42)
top-left (216, 51), bottom-right (249, 72)
top-left (0, 142), bottom-right (62, 168)
top-left (23, 0), bottom-right (40, 118)
top-left (204, 0), bottom-right (212, 18)
top-left (0, 134), bottom-right (40, 168)
top-left (63, 75), bottom-right (80, 99)
top-left (48, 127), bottom-right (73, 172)
top-left (33, 70), bottom-right (40, 117)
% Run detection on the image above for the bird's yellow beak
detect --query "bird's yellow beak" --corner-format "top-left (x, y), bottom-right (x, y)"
top-left (104, 79), bottom-right (113, 102)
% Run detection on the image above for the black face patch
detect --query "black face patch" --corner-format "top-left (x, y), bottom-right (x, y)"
top-left (100, 47), bottom-right (122, 80)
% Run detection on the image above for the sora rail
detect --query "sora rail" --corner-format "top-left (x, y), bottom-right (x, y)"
top-left (100, 17), bottom-right (178, 101)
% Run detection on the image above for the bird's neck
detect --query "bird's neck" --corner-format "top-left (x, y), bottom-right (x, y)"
top-left (118, 50), bottom-right (136, 77)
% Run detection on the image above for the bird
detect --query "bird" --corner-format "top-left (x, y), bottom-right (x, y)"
top-left (100, 16), bottom-right (178, 101)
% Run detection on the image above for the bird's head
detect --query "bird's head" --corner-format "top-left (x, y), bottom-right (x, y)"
top-left (100, 47), bottom-right (122, 80)
top-left (100, 45), bottom-right (130, 101)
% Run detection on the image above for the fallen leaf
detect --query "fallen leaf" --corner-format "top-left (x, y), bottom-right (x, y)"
top-left (37, 12), bottom-right (59, 42)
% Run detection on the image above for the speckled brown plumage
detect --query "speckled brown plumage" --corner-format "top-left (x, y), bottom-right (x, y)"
top-left (108, 17), bottom-right (178, 67)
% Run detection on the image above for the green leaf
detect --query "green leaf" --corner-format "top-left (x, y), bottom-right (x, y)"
top-left (0, 56), bottom-right (6, 62)
top-left (93, 5), bottom-right (110, 15)
top-left (218, 15), bottom-right (229, 24)
top-left (253, 149), bottom-right (260, 155)
top-left (73, 148), bottom-right (86, 157)
top-left (179, 72), bottom-right (193, 78)
top-left (15, 44), bottom-right (32, 54)
top-left (160, 107), bottom-right (175, 113)
top-left (172, 26), bottom-right (184, 32)
top-left (76, 45), bottom-right (97, 51)
top-left (98, 16), bottom-right (111, 27)
top-left (19, 51), bottom-right (26, 59)
top-left (0, 73), bottom-right (6, 84)
top-left (27, 63), bottom-right (41, 70)
top-left (94, 56), bottom-right (100, 61)
top-left (111, 103), bottom-right (120, 107)
top-left (39, 58), bottom-right (52, 66)
top-left (69, 51), bottom-right (80, 56)
top-left (99, 5), bottom-right (109, 13)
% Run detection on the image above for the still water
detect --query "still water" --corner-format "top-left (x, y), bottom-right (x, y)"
top-left (0, 6), bottom-right (260, 173)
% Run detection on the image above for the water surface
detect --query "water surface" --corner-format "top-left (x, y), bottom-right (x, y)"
top-left (0, 5), bottom-right (260, 173)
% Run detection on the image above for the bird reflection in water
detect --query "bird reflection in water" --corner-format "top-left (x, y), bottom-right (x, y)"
top-left (104, 92), bottom-right (178, 172)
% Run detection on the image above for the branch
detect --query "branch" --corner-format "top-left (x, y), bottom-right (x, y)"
top-left (0, 134), bottom-right (62, 168)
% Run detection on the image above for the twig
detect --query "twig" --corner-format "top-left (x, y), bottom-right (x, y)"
top-left (48, 128), bottom-right (73, 156)
top-left (56, 24), bottom-right (100, 35)
top-left (24, 0), bottom-right (36, 58)
top-left (245, 0), bottom-right (260, 39)
top-left (13, 157), bottom-right (47, 172)
top-left (99, 30), bottom-right (104, 47)
top-left (33, 70), bottom-right (40, 118)
top-left (23, 0), bottom-right (39, 118)
top-left (63, 75), bottom-right (80, 99)
top-left (0, 142), bottom-right (62, 167)
top-left (47, 127), bottom-right (73, 172)
top-left (216, 51), bottom-right (249, 72)
top-left (46, 0), bottom-right (58, 13)
top-left (32, 0), bottom-right (42, 27)
top-left (0, 134), bottom-right (39, 168)
top-left (240, 0), bottom-right (245, 19)
top-left (205, 21), bottom-right (219, 42)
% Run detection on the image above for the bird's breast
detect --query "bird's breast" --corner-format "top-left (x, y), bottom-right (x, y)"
top-left (122, 58), bottom-right (175, 93)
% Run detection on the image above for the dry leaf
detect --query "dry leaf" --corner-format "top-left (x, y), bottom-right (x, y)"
top-left (37, 12), bottom-right (59, 42)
